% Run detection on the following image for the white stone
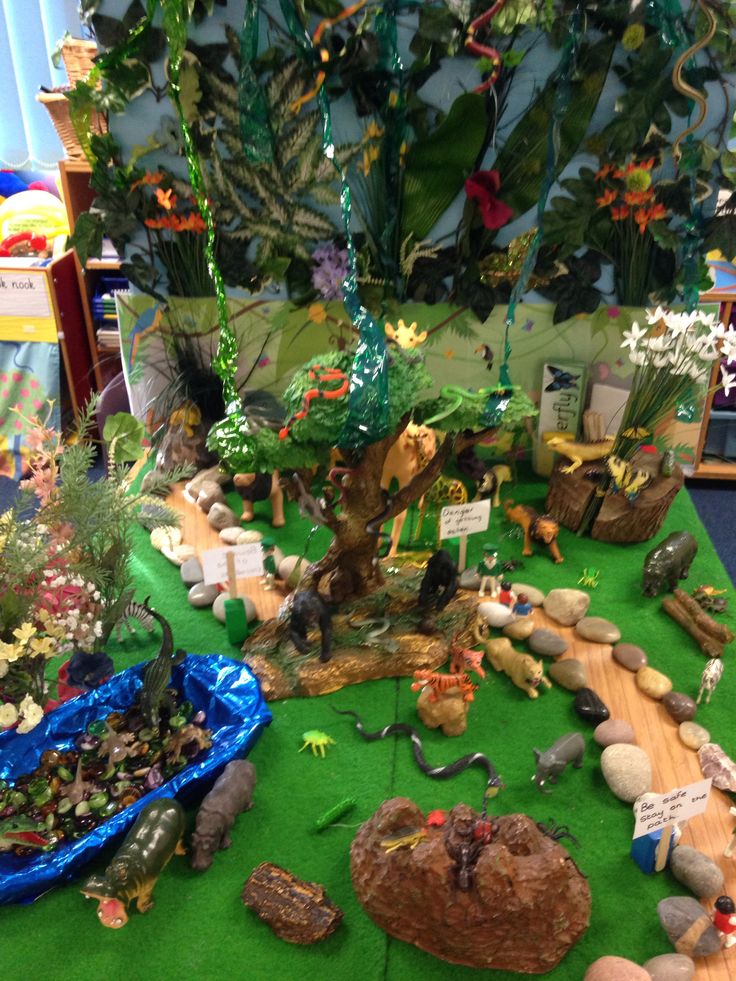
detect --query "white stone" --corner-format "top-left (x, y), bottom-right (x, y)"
top-left (212, 592), bottom-right (256, 624)
top-left (477, 601), bottom-right (515, 629)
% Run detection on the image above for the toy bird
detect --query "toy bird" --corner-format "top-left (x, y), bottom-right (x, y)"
top-left (475, 343), bottom-right (494, 371)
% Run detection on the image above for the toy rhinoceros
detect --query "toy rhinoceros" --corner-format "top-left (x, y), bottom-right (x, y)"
top-left (532, 732), bottom-right (585, 793)
top-left (80, 798), bottom-right (185, 928)
top-left (642, 531), bottom-right (698, 598)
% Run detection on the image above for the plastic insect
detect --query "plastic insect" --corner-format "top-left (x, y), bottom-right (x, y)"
top-left (544, 366), bottom-right (580, 392)
top-left (314, 798), bottom-right (357, 832)
top-left (279, 364), bottom-right (349, 440)
top-left (380, 827), bottom-right (427, 853)
top-left (299, 730), bottom-right (336, 758)
top-left (577, 568), bottom-right (600, 589)
top-left (692, 585), bottom-right (728, 614)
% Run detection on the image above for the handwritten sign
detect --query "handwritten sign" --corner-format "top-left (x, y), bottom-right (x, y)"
top-left (0, 273), bottom-right (51, 319)
top-left (439, 499), bottom-right (490, 540)
top-left (632, 778), bottom-right (711, 839)
top-left (201, 543), bottom-right (264, 585)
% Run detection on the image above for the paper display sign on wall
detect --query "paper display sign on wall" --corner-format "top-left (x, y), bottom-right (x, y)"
top-left (0, 273), bottom-right (51, 319)
top-left (632, 778), bottom-right (712, 839)
top-left (201, 543), bottom-right (264, 585)
top-left (439, 499), bottom-right (491, 540)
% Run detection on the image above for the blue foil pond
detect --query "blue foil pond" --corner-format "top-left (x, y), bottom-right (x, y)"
top-left (0, 654), bottom-right (271, 904)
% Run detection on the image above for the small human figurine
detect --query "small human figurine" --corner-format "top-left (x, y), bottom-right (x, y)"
top-left (724, 806), bottom-right (736, 858)
top-left (713, 895), bottom-right (736, 948)
top-left (477, 544), bottom-right (499, 598)
top-left (512, 592), bottom-right (532, 617)
top-left (260, 537), bottom-right (277, 591)
top-left (497, 580), bottom-right (516, 607)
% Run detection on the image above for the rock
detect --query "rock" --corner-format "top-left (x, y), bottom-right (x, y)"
top-left (220, 526), bottom-right (245, 545)
top-left (584, 956), bottom-right (649, 980)
top-left (503, 618), bottom-right (535, 641)
top-left (657, 896), bottom-right (721, 956)
top-left (459, 568), bottom-right (480, 590)
top-left (278, 555), bottom-right (309, 590)
top-left (238, 529), bottom-right (264, 544)
top-left (670, 845), bottom-right (724, 898)
top-left (574, 687), bottom-right (610, 726)
top-left (196, 480), bottom-right (227, 513)
top-left (242, 861), bottom-right (343, 944)
top-left (150, 525), bottom-right (181, 553)
top-left (417, 686), bottom-right (468, 737)
top-left (601, 744), bottom-right (652, 802)
top-left (662, 692), bottom-right (697, 724)
top-left (698, 743), bottom-right (736, 791)
top-left (477, 601), bottom-right (515, 629)
top-left (612, 643), bottom-right (648, 672)
top-left (350, 799), bottom-right (591, 972)
top-left (643, 953), bottom-right (695, 981)
top-left (511, 583), bottom-right (545, 607)
top-left (180, 557), bottom-right (204, 587)
top-left (636, 666), bottom-right (673, 700)
top-left (207, 502), bottom-right (239, 531)
top-left (548, 659), bottom-right (587, 692)
top-left (188, 582), bottom-right (218, 608)
top-left (185, 465), bottom-right (229, 499)
top-left (543, 588), bottom-right (590, 626)
top-left (679, 722), bottom-right (710, 751)
top-left (575, 616), bottom-right (621, 644)
top-left (594, 719), bottom-right (635, 747)
top-left (212, 592), bottom-right (256, 624)
top-left (528, 629), bottom-right (568, 658)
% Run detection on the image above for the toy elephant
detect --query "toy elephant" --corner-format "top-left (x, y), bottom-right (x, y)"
top-left (190, 760), bottom-right (257, 872)
top-left (233, 471), bottom-right (285, 528)
top-left (642, 531), bottom-right (698, 598)
top-left (532, 733), bottom-right (585, 793)
top-left (80, 798), bottom-right (185, 927)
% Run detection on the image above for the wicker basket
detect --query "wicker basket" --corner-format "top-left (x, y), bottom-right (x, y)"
top-left (60, 38), bottom-right (99, 86)
top-left (36, 88), bottom-right (108, 161)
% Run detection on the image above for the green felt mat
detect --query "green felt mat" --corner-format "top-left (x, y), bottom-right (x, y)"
top-left (2, 475), bottom-right (734, 980)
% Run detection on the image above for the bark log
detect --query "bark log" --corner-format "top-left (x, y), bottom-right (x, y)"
top-left (662, 589), bottom-right (735, 657)
top-left (242, 862), bottom-right (343, 944)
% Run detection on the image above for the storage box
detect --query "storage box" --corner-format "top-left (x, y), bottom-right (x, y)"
top-left (703, 410), bottom-right (736, 460)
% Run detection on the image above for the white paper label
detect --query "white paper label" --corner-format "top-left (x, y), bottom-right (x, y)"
top-left (632, 778), bottom-right (712, 839)
top-left (439, 499), bottom-right (491, 540)
top-left (201, 543), bottom-right (264, 585)
top-left (0, 273), bottom-right (51, 318)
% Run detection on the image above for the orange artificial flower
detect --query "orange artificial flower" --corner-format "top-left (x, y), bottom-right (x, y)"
top-left (634, 208), bottom-right (650, 234)
top-left (634, 157), bottom-right (655, 171)
top-left (624, 189), bottom-right (654, 206)
top-left (596, 189), bottom-right (617, 208)
top-left (173, 212), bottom-right (206, 233)
top-left (595, 163), bottom-right (613, 180)
top-left (613, 168), bottom-right (625, 179)
top-left (611, 205), bottom-right (630, 221)
top-left (155, 187), bottom-right (177, 211)
top-left (144, 216), bottom-right (175, 230)
top-left (647, 202), bottom-right (667, 223)
top-left (131, 170), bottom-right (164, 189)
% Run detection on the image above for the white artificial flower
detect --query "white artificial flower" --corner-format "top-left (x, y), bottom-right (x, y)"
top-left (646, 305), bottom-right (668, 325)
top-left (646, 333), bottom-right (673, 352)
top-left (721, 364), bottom-right (736, 397)
top-left (630, 350), bottom-right (647, 366)
top-left (622, 322), bottom-right (648, 352)
top-left (652, 354), bottom-right (671, 368)
top-left (722, 329), bottom-right (736, 363)
top-left (665, 312), bottom-right (694, 339)
top-left (16, 695), bottom-right (44, 734)
top-left (0, 702), bottom-right (18, 727)
top-left (0, 660), bottom-right (8, 678)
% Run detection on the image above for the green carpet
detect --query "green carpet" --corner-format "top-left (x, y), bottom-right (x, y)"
top-left (2, 474), bottom-right (734, 980)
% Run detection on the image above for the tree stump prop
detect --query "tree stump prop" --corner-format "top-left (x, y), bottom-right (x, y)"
top-left (351, 798), bottom-right (591, 973)
top-left (242, 862), bottom-right (343, 944)
top-left (662, 589), bottom-right (735, 657)
top-left (545, 453), bottom-right (683, 543)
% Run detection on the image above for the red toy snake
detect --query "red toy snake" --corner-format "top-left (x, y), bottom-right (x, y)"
top-left (465, 1), bottom-right (507, 94)
top-left (279, 364), bottom-right (350, 440)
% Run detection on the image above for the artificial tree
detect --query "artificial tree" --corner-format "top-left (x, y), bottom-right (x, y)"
top-left (208, 347), bottom-right (535, 604)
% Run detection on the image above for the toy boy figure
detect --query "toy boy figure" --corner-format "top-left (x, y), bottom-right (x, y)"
top-left (497, 580), bottom-right (516, 607)
top-left (512, 592), bottom-right (533, 617)
top-left (477, 544), bottom-right (499, 598)
top-left (260, 537), bottom-right (277, 591)
top-left (713, 895), bottom-right (736, 948)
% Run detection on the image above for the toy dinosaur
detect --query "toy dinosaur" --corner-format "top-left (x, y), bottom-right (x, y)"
top-left (503, 500), bottom-right (564, 564)
top-left (544, 434), bottom-right (615, 474)
top-left (60, 758), bottom-right (97, 806)
top-left (164, 723), bottom-right (213, 764)
top-left (99, 723), bottom-right (136, 766)
top-left (138, 605), bottom-right (186, 729)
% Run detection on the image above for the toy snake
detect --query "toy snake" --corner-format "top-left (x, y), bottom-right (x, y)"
top-left (279, 364), bottom-right (350, 440)
top-left (348, 617), bottom-right (397, 651)
top-left (671, 0), bottom-right (717, 159)
top-left (465, 1), bottom-right (507, 94)
top-left (291, 0), bottom-right (368, 114)
top-left (333, 709), bottom-right (504, 807)
top-left (423, 385), bottom-right (496, 426)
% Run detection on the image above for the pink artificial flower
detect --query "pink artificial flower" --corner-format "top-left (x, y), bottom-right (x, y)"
top-left (464, 170), bottom-right (513, 230)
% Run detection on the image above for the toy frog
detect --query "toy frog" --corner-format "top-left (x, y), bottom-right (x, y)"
top-left (80, 798), bottom-right (185, 927)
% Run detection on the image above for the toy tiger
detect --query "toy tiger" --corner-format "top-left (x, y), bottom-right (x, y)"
top-left (411, 671), bottom-right (477, 703)
top-left (449, 636), bottom-right (486, 679)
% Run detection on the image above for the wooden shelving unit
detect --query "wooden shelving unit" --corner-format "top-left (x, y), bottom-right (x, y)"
top-left (691, 292), bottom-right (736, 481)
top-left (59, 160), bottom-right (124, 392)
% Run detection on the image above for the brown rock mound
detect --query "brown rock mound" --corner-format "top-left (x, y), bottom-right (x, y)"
top-left (350, 798), bottom-right (590, 973)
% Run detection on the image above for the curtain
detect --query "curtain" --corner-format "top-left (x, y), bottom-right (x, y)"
top-left (0, 0), bottom-right (83, 170)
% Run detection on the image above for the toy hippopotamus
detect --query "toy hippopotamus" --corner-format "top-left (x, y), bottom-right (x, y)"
top-left (532, 732), bottom-right (585, 793)
top-left (642, 531), bottom-right (698, 598)
top-left (191, 760), bottom-right (257, 872)
top-left (80, 798), bottom-right (185, 928)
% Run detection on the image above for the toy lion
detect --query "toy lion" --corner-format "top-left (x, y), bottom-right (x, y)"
top-left (503, 500), bottom-right (564, 564)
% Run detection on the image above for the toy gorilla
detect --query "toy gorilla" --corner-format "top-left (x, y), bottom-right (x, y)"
top-left (419, 549), bottom-right (458, 612)
top-left (289, 590), bottom-right (333, 662)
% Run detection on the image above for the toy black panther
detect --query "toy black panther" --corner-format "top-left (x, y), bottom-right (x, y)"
top-left (289, 589), bottom-right (333, 663)
top-left (418, 549), bottom-right (458, 612)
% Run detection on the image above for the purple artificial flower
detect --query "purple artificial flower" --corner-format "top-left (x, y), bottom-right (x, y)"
top-left (312, 243), bottom-right (350, 300)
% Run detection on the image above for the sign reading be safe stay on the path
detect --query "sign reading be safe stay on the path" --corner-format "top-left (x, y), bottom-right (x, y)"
top-left (201, 543), bottom-right (264, 585)
top-left (439, 499), bottom-right (491, 540)
top-left (632, 778), bottom-right (712, 839)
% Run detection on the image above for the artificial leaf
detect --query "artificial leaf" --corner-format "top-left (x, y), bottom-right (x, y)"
top-left (493, 37), bottom-right (615, 218)
top-left (103, 413), bottom-right (146, 464)
top-left (401, 92), bottom-right (488, 241)
top-left (648, 220), bottom-right (681, 251)
top-left (417, 6), bottom-right (463, 50)
top-left (67, 211), bottom-right (104, 266)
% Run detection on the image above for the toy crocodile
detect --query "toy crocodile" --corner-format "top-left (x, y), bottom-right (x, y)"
top-left (80, 798), bottom-right (185, 928)
top-left (137, 604), bottom-right (186, 729)
top-left (0, 816), bottom-right (49, 852)
top-left (544, 434), bottom-right (615, 474)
